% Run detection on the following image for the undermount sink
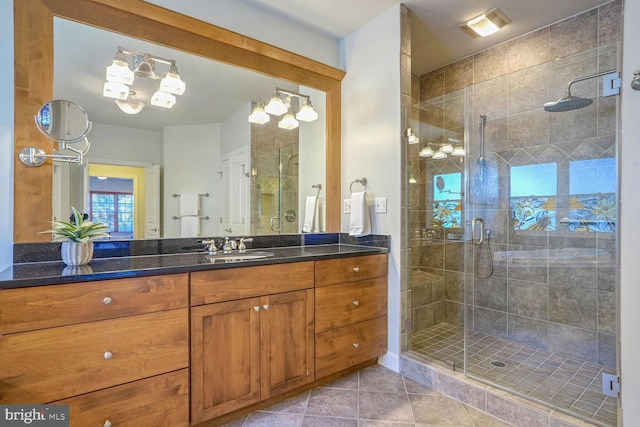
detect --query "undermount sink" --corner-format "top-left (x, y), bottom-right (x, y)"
top-left (205, 251), bottom-right (275, 263)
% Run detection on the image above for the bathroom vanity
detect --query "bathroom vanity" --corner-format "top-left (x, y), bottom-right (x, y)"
top-left (0, 239), bottom-right (388, 426)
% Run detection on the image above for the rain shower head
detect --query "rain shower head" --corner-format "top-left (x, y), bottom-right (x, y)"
top-left (544, 70), bottom-right (618, 113)
top-left (543, 94), bottom-right (593, 112)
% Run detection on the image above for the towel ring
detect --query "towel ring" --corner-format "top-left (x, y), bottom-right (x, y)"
top-left (350, 177), bottom-right (367, 193)
top-left (312, 183), bottom-right (322, 197)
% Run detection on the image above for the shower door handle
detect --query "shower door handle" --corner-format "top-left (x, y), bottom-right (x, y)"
top-left (472, 217), bottom-right (484, 245)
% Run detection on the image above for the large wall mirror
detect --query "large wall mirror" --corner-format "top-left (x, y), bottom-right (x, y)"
top-left (14, 0), bottom-right (343, 243)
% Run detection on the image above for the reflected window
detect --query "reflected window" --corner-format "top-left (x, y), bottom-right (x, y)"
top-left (433, 173), bottom-right (462, 228)
top-left (89, 176), bottom-right (134, 238)
top-left (510, 163), bottom-right (557, 231)
top-left (568, 158), bottom-right (616, 233)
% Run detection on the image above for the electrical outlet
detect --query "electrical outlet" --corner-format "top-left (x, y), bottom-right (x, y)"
top-left (343, 199), bottom-right (351, 214)
top-left (374, 197), bottom-right (387, 213)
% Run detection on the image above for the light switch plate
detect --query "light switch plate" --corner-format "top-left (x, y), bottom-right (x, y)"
top-left (343, 199), bottom-right (351, 214)
top-left (375, 197), bottom-right (387, 213)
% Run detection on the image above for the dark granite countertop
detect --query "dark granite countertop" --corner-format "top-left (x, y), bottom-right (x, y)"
top-left (0, 243), bottom-right (389, 290)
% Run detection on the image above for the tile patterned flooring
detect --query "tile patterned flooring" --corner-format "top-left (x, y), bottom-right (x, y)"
top-left (410, 323), bottom-right (617, 426)
top-left (222, 364), bottom-right (513, 426)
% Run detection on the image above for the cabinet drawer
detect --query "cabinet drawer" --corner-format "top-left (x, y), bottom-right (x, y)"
top-left (55, 369), bottom-right (189, 427)
top-left (191, 262), bottom-right (314, 305)
top-left (315, 316), bottom-right (387, 378)
top-left (0, 273), bottom-right (188, 334)
top-left (0, 308), bottom-right (189, 404)
top-left (315, 277), bottom-right (387, 333)
top-left (315, 254), bottom-right (387, 287)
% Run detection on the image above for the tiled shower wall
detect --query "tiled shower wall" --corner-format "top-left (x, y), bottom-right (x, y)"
top-left (250, 117), bottom-right (299, 235)
top-left (407, 0), bottom-right (621, 368)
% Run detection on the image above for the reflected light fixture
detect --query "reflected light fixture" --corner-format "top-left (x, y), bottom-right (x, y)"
top-left (419, 146), bottom-right (433, 157)
top-left (459, 8), bottom-right (511, 38)
top-left (452, 146), bottom-right (466, 157)
top-left (252, 88), bottom-right (318, 128)
top-left (440, 143), bottom-right (454, 154)
top-left (406, 128), bottom-right (419, 144)
top-left (248, 100), bottom-right (270, 124)
top-left (278, 112), bottom-right (299, 130)
top-left (433, 149), bottom-right (447, 160)
top-left (103, 46), bottom-right (186, 111)
top-left (409, 175), bottom-right (417, 184)
top-left (115, 90), bottom-right (145, 114)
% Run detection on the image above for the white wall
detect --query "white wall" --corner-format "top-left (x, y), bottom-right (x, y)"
top-left (162, 123), bottom-right (221, 238)
top-left (620, 0), bottom-right (640, 423)
top-left (220, 103), bottom-right (251, 157)
top-left (340, 5), bottom-right (402, 370)
top-left (299, 87), bottom-right (327, 232)
top-left (88, 123), bottom-right (162, 165)
top-left (146, 0), bottom-right (341, 69)
top-left (0, 0), bottom-right (13, 269)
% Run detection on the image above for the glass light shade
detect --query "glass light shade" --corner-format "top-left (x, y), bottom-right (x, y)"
top-left (115, 98), bottom-right (145, 114)
top-left (151, 90), bottom-right (176, 108)
top-left (409, 176), bottom-right (417, 184)
top-left (467, 14), bottom-right (500, 37)
top-left (102, 81), bottom-right (129, 100)
top-left (440, 143), bottom-right (453, 153)
top-left (248, 105), bottom-right (270, 124)
top-left (278, 113), bottom-right (299, 130)
top-left (433, 150), bottom-right (447, 160)
top-left (452, 146), bottom-right (466, 157)
top-left (295, 103), bottom-right (318, 122)
top-left (419, 147), bottom-right (433, 157)
top-left (265, 96), bottom-right (288, 116)
top-left (159, 71), bottom-right (186, 95)
top-left (408, 133), bottom-right (419, 144)
top-left (106, 55), bottom-right (134, 85)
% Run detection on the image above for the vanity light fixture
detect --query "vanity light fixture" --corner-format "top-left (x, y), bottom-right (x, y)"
top-left (250, 87), bottom-right (318, 127)
top-left (419, 146), bottom-right (434, 157)
top-left (459, 8), bottom-right (511, 38)
top-left (409, 175), bottom-right (418, 184)
top-left (432, 149), bottom-right (448, 160)
top-left (278, 112), bottom-right (299, 130)
top-left (103, 46), bottom-right (186, 111)
top-left (440, 142), bottom-right (454, 154)
top-left (115, 90), bottom-right (145, 114)
top-left (452, 146), bottom-right (466, 157)
top-left (248, 100), bottom-right (270, 124)
top-left (406, 128), bottom-right (419, 144)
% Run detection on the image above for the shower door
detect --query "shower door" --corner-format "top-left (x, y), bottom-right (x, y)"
top-left (462, 54), bottom-right (619, 426)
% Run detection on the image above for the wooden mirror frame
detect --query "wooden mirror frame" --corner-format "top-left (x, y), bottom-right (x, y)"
top-left (14, 0), bottom-right (344, 242)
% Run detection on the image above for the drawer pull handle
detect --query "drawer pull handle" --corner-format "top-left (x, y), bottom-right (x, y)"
top-left (353, 267), bottom-right (360, 272)
top-left (254, 306), bottom-right (260, 312)
top-left (263, 304), bottom-right (269, 310)
top-left (102, 297), bottom-right (112, 305)
top-left (103, 351), bottom-right (113, 360)
top-left (104, 421), bottom-right (112, 427)
top-left (353, 343), bottom-right (360, 349)
top-left (353, 300), bottom-right (360, 306)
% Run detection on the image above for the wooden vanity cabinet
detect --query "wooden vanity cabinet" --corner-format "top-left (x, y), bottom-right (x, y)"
top-left (0, 274), bottom-right (190, 426)
top-left (314, 254), bottom-right (388, 378)
top-left (190, 263), bottom-right (315, 424)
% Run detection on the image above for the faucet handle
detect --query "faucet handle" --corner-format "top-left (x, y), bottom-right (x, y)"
top-left (201, 239), bottom-right (217, 254)
top-left (238, 237), bottom-right (253, 253)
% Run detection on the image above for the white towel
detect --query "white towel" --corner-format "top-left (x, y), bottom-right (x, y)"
top-left (180, 194), bottom-right (200, 216)
top-left (302, 195), bottom-right (318, 233)
top-left (349, 191), bottom-right (371, 237)
top-left (180, 216), bottom-right (200, 237)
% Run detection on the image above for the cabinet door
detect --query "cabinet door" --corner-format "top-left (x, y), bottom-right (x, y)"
top-left (261, 289), bottom-right (315, 398)
top-left (191, 298), bottom-right (261, 424)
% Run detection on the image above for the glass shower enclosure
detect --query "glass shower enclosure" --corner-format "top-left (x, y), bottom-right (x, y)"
top-left (405, 46), bottom-right (619, 427)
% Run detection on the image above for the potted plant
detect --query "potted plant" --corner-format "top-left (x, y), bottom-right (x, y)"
top-left (41, 206), bottom-right (110, 266)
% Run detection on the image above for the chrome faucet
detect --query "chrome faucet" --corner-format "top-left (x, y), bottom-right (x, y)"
top-left (222, 237), bottom-right (237, 254)
top-left (201, 239), bottom-right (218, 255)
top-left (238, 237), bottom-right (253, 253)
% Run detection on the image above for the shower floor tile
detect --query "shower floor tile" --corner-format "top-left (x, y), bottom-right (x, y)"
top-left (410, 323), bottom-right (617, 427)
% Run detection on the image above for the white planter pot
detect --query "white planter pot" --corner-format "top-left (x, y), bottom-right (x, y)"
top-left (60, 241), bottom-right (94, 266)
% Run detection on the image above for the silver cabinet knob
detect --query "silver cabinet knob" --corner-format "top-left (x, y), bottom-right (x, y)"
top-left (102, 297), bottom-right (112, 305)
top-left (353, 267), bottom-right (360, 272)
top-left (353, 300), bottom-right (360, 306)
top-left (353, 343), bottom-right (360, 348)
top-left (104, 421), bottom-right (112, 427)
top-left (262, 304), bottom-right (269, 310)
top-left (254, 306), bottom-right (260, 312)
top-left (103, 351), bottom-right (113, 360)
